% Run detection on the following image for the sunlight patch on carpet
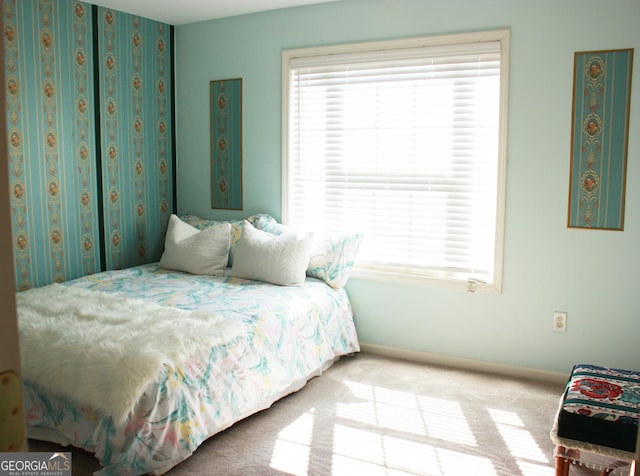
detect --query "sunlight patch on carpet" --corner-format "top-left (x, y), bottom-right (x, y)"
top-left (336, 381), bottom-right (427, 435)
top-left (337, 380), bottom-right (476, 444)
top-left (489, 408), bottom-right (548, 463)
top-left (418, 395), bottom-right (476, 445)
top-left (271, 439), bottom-right (310, 475)
top-left (517, 460), bottom-right (556, 476)
top-left (269, 380), bottom-right (554, 476)
top-left (332, 427), bottom-right (496, 475)
top-left (270, 410), bottom-right (314, 474)
top-left (488, 407), bottom-right (551, 475)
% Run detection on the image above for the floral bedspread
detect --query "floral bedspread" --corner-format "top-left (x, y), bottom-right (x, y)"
top-left (22, 263), bottom-right (360, 475)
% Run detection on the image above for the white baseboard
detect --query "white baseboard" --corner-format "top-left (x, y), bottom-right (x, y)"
top-left (359, 343), bottom-right (569, 385)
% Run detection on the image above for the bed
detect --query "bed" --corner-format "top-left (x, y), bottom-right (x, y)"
top-left (17, 214), bottom-right (362, 475)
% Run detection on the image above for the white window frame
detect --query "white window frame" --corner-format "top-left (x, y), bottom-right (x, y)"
top-left (282, 30), bottom-right (510, 293)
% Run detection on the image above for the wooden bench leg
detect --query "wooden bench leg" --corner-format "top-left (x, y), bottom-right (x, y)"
top-left (555, 446), bottom-right (571, 476)
top-left (555, 457), bottom-right (570, 476)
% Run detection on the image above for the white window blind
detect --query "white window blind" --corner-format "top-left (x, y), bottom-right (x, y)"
top-left (283, 31), bottom-right (509, 292)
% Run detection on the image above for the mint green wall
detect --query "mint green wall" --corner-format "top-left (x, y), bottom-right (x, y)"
top-left (175, 0), bottom-right (640, 374)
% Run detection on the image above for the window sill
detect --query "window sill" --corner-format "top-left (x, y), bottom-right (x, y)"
top-left (348, 267), bottom-right (501, 294)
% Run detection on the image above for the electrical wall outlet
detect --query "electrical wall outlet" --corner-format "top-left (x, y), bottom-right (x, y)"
top-left (553, 311), bottom-right (567, 332)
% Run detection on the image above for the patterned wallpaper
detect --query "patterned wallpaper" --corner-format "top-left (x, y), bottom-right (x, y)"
top-left (3, 0), bottom-right (173, 290)
top-left (97, 7), bottom-right (173, 270)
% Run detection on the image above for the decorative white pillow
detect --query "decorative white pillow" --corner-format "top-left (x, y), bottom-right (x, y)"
top-left (179, 214), bottom-right (258, 266)
top-left (251, 214), bottom-right (363, 289)
top-left (231, 221), bottom-right (313, 286)
top-left (306, 231), bottom-right (363, 289)
top-left (160, 214), bottom-right (230, 275)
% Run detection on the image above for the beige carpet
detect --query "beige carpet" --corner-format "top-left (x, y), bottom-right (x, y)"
top-left (29, 352), bottom-right (618, 475)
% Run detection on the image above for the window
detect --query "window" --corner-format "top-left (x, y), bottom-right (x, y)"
top-left (282, 30), bottom-right (510, 293)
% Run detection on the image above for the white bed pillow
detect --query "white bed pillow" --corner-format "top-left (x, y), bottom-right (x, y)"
top-left (160, 214), bottom-right (231, 275)
top-left (251, 214), bottom-right (363, 289)
top-left (180, 214), bottom-right (252, 266)
top-left (231, 220), bottom-right (313, 286)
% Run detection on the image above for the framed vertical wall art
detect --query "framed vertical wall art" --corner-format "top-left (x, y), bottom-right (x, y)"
top-left (210, 78), bottom-right (243, 210)
top-left (568, 48), bottom-right (633, 230)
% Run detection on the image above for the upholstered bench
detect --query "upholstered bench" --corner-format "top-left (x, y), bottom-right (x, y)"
top-left (551, 364), bottom-right (639, 476)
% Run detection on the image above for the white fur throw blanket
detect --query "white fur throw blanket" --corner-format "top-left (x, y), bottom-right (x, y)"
top-left (18, 284), bottom-right (244, 425)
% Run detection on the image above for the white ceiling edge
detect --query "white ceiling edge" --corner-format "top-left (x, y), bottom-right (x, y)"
top-left (86, 0), bottom-right (342, 25)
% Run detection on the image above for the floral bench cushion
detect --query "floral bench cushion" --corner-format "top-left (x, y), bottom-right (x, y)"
top-left (557, 364), bottom-right (640, 453)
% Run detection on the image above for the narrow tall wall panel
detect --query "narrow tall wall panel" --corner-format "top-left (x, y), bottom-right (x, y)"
top-left (4, 0), bottom-right (100, 290)
top-left (97, 7), bottom-right (172, 270)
